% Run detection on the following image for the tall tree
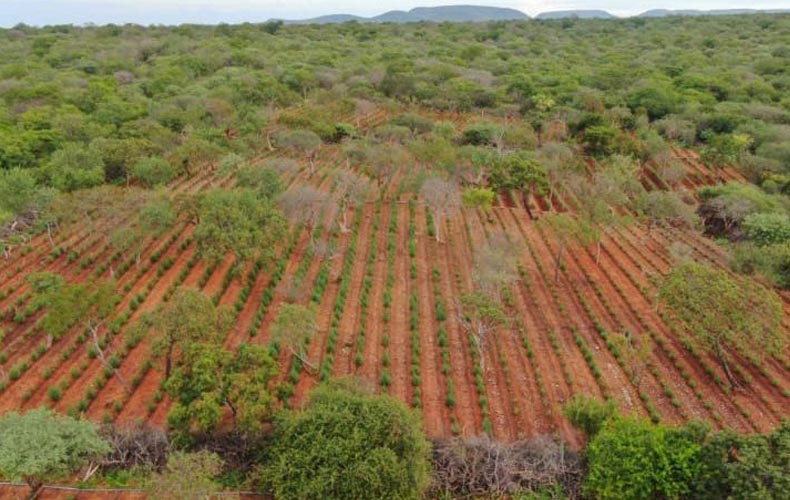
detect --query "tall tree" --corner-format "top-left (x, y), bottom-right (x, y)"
top-left (490, 151), bottom-right (547, 218)
top-left (270, 303), bottom-right (319, 371)
top-left (333, 171), bottom-right (369, 233)
top-left (135, 288), bottom-right (230, 378)
top-left (0, 408), bottom-right (110, 499)
top-left (260, 381), bottom-right (430, 500)
top-left (29, 274), bottom-right (126, 388)
top-left (420, 177), bottom-right (461, 242)
top-left (276, 129), bottom-right (322, 176)
top-left (165, 343), bottom-right (278, 439)
top-left (194, 188), bottom-right (286, 263)
top-left (457, 292), bottom-right (507, 370)
top-left (658, 263), bottom-right (785, 387)
top-left (538, 213), bottom-right (597, 282)
top-left (146, 451), bottom-right (229, 500)
top-left (278, 186), bottom-right (333, 245)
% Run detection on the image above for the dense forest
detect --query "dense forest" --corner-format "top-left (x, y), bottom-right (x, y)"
top-left (0, 13), bottom-right (789, 500)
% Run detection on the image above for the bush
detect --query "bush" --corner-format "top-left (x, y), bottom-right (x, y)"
top-left (563, 395), bottom-right (617, 438)
top-left (585, 418), bottom-right (705, 500)
top-left (462, 122), bottom-right (501, 146)
top-left (742, 212), bottom-right (790, 245)
top-left (260, 381), bottom-right (430, 500)
top-left (131, 157), bottom-right (176, 188)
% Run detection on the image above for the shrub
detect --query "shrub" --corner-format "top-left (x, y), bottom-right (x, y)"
top-left (563, 395), bottom-right (617, 438)
top-left (585, 418), bottom-right (707, 500)
top-left (260, 381), bottom-right (430, 500)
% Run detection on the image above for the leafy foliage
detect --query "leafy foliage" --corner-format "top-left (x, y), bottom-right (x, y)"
top-left (146, 450), bottom-right (228, 500)
top-left (194, 188), bottom-right (286, 262)
top-left (658, 263), bottom-right (785, 384)
top-left (584, 417), bottom-right (705, 500)
top-left (259, 381), bottom-right (431, 500)
top-left (0, 409), bottom-right (109, 492)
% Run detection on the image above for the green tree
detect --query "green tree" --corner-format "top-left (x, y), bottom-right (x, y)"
top-left (461, 187), bottom-right (496, 212)
top-left (0, 408), bottom-right (110, 499)
top-left (45, 144), bottom-right (105, 192)
top-left (742, 212), bottom-right (790, 246)
top-left (165, 343), bottom-right (278, 439)
top-left (701, 133), bottom-right (752, 178)
top-left (260, 381), bottom-right (430, 500)
top-left (0, 168), bottom-right (38, 216)
top-left (658, 263), bottom-right (785, 387)
top-left (271, 303), bottom-right (319, 372)
top-left (138, 192), bottom-right (176, 237)
top-left (490, 151), bottom-right (547, 218)
top-left (141, 288), bottom-right (230, 378)
top-left (637, 191), bottom-right (699, 234)
top-left (29, 274), bottom-right (126, 388)
top-left (693, 421), bottom-right (790, 500)
top-left (30, 274), bottom-right (117, 340)
top-left (194, 188), bottom-right (286, 263)
top-left (131, 157), bottom-right (176, 188)
top-left (563, 395), bottom-right (618, 439)
top-left (234, 165), bottom-right (284, 201)
top-left (585, 417), bottom-right (705, 500)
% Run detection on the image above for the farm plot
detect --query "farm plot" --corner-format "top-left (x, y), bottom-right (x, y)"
top-left (1, 126), bottom-right (788, 444)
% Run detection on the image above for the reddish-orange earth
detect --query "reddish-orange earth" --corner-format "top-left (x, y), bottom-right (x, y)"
top-left (1, 109), bottom-right (789, 473)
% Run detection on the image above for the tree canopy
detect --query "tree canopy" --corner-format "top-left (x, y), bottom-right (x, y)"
top-left (260, 381), bottom-right (431, 500)
top-left (0, 409), bottom-right (110, 496)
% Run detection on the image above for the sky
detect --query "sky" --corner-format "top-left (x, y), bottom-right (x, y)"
top-left (1, 0), bottom-right (788, 26)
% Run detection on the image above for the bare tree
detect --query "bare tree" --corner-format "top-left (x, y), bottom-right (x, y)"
top-left (263, 157), bottom-right (300, 179)
top-left (472, 233), bottom-right (521, 300)
top-left (365, 143), bottom-right (409, 189)
top-left (333, 171), bottom-right (369, 233)
top-left (278, 186), bottom-right (334, 245)
top-left (456, 292), bottom-right (507, 370)
top-left (420, 177), bottom-right (461, 242)
top-left (651, 153), bottom-right (687, 188)
top-left (275, 129), bottom-right (322, 176)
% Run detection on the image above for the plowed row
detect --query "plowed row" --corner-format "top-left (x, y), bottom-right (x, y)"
top-left (1, 123), bottom-right (788, 445)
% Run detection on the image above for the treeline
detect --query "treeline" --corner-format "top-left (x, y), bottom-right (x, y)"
top-left (2, 16), bottom-right (790, 298)
top-left (0, 388), bottom-right (787, 499)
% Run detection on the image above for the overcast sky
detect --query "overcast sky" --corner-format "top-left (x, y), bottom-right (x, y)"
top-left (2, 0), bottom-right (788, 26)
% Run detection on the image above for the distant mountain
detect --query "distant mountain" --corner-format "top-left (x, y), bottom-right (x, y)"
top-left (535, 10), bottom-right (616, 19)
top-left (282, 5), bottom-right (529, 24)
top-left (279, 5), bottom-right (790, 24)
top-left (638, 8), bottom-right (790, 17)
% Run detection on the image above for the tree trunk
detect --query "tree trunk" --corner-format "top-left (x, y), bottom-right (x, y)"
top-left (554, 244), bottom-right (565, 283)
top-left (25, 478), bottom-right (43, 500)
top-left (522, 191), bottom-right (535, 219)
top-left (292, 349), bottom-right (317, 373)
top-left (596, 241), bottom-right (602, 265)
top-left (717, 348), bottom-right (740, 389)
top-left (165, 344), bottom-right (174, 379)
top-left (340, 206), bottom-right (349, 233)
top-left (46, 223), bottom-right (55, 248)
top-left (434, 210), bottom-right (442, 243)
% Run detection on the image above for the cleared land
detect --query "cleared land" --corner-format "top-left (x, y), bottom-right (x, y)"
top-left (0, 109), bottom-right (788, 448)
